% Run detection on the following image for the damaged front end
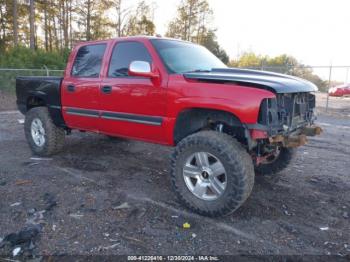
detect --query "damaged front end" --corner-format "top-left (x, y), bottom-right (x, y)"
top-left (249, 92), bottom-right (322, 165)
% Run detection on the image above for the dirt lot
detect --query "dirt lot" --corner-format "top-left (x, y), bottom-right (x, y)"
top-left (0, 90), bottom-right (16, 111)
top-left (0, 93), bottom-right (349, 260)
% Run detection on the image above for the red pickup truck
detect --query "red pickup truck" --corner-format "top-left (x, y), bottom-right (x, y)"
top-left (16, 36), bottom-right (321, 216)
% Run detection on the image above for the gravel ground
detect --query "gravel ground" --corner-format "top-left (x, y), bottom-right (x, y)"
top-left (0, 93), bottom-right (349, 260)
top-left (0, 90), bottom-right (16, 111)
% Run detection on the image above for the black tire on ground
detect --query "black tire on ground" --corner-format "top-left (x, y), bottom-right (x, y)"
top-left (24, 107), bottom-right (65, 156)
top-left (170, 131), bottom-right (255, 217)
top-left (255, 147), bottom-right (296, 176)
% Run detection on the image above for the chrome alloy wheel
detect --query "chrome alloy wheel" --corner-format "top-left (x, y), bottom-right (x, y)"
top-left (183, 152), bottom-right (227, 200)
top-left (31, 118), bottom-right (46, 147)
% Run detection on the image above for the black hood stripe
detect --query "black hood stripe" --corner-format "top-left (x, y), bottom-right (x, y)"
top-left (184, 68), bottom-right (318, 94)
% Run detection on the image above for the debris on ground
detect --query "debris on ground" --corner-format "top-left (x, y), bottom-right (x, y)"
top-left (10, 202), bottom-right (21, 207)
top-left (17, 119), bottom-right (24, 124)
top-left (69, 213), bottom-right (84, 219)
top-left (122, 236), bottom-right (144, 243)
top-left (281, 204), bottom-right (293, 216)
top-left (12, 246), bottom-right (21, 256)
top-left (42, 192), bottom-right (57, 211)
top-left (100, 243), bottom-right (120, 251)
top-left (0, 103), bottom-right (349, 256)
top-left (30, 157), bottom-right (53, 161)
top-left (15, 179), bottom-right (32, 186)
top-left (183, 222), bottom-right (191, 229)
top-left (0, 224), bottom-right (41, 258)
top-left (26, 210), bottom-right (45, 225)
top-left (320, 227), bottom-right (329, 231)
top-left (112, 202), bottom-right (130, 210)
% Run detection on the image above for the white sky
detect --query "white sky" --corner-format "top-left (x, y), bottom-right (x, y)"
top-left (125, 0), bottom-right (350, 81)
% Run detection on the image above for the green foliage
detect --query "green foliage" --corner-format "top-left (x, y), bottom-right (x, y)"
top-left (124, 1), bottom-right (156, 36)
top-left (166, 0), bottom-right (229, 64)
top-left (229, 52), bottom-right (328, 92)
top-left (0, 46), bottom-right (68, 69)
top-left (229, 52), bottom-right (263, 68)
top-left (200, 31), bottom-right (229, 64)
top-left (0, 46), bottom-right (67, 93)
top-left (166, 0), bottom-right (212, 42)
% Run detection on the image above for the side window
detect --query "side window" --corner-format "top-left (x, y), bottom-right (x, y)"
top-left (71, 44), bottom-right (106, 77)
top-left (108, 42), bottom-right (152, 77)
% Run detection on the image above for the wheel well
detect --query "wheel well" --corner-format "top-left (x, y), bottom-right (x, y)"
top-left (174, 108), bottom-right (247, 144)
top-left (26, 96), bottom-right (46, 111)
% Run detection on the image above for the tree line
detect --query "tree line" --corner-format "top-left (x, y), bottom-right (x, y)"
top-left (229, 52), bottom-right (328, 91)
top-left (0, 0), bottom-right (228, 61)
top-left (1, 0), bottom-right (156, 51)
top-left (0, 0), bottom-right (327, 91)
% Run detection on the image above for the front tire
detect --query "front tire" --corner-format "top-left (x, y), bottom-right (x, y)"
top-left (171, 131), bottom-right (255, 217)
top-left (25, 107), bottom-right (65, 156)
top-left (255, 147), bottom-right (296, 176)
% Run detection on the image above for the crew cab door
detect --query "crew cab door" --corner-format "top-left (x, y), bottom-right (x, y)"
top-left (61, 43), bottom-right (107, 131)
top-left (99, 40), bottom-right (167, 143)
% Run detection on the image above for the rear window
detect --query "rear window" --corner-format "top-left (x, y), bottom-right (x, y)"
top-left (71, 44), bottom-right (106, 77)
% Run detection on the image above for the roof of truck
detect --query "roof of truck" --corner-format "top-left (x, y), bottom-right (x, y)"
top-left (76, 35), bottom-right (190, 46)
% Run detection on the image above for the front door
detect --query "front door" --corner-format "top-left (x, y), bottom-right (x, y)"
top-left (99, 41), bottom-right (167, 143)
top-left (61, 43), bottom-right (107, 131)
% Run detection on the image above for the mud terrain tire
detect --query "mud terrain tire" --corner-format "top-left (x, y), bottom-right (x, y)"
top-left (171, 131), bottom-right (255, 217)
top-left (25, 107), bottom-right (65, 156)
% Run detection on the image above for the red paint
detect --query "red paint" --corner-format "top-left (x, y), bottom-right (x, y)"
top-left (328, 84), bottom-right (350, 97)
top-left (250, 129), bottom-right (268, 140)
top-left (61, 37), bottom-right (276, 146)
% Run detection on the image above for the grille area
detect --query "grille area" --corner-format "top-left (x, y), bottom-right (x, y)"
top-left (258, 93), bottom-right (316, 135)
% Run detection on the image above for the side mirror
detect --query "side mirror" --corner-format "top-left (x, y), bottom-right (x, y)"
top-left (128, 61), bottom-right (159, 78)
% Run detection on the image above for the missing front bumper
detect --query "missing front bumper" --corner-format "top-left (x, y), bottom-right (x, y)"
top-left (268, 125), bottom-right (323, 148)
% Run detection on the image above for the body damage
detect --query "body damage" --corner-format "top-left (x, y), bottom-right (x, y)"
top-left (16, 37), bottom-right (319, 149)
top-left (184, 68), bottom-right (318, 94)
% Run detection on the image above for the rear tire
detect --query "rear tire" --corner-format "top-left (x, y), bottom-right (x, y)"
top-left (255, 147), bottom-right (296, 176)
top-left (170, 131), bottom-right (255, 217)
top-left (24, 107), bottom-right (65, 156)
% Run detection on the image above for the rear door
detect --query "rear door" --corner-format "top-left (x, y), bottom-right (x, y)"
top-left (61, 43), bottom-right (107, 131)
top-left (99, 40), bottom-right (167, 143)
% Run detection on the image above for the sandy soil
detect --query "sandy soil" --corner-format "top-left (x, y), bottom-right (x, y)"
top-left (0, 93), bottom-right (349, 260)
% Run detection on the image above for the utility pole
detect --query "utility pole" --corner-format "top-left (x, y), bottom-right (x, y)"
top-left (326, 64), bottom-right (332, 112)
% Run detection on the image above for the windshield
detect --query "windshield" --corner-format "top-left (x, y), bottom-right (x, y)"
top-left (151, 39), bottom-right (227, 74)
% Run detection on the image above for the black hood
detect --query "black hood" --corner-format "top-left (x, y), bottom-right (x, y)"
top-left (183, 68), bottom-right (318, 94)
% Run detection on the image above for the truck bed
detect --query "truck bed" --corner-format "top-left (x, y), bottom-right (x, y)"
top-left (16, 76), bottom-right (65, 127)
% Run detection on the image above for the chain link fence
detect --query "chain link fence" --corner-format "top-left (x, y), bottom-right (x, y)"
top-left (0, 68), bottom-right (64, 93)
top-left (0, 66), bottom-right (349, 111)
top-left (245, 65), bottom-right (350, 86)
top-left (1, 66), bottom-right (349, 91)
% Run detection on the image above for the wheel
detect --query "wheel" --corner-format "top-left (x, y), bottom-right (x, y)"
top-left (171, 131), bottom-right (255, 217)
top-left (255, 147), bottom-right (296, 176)
top-left (24, 107), bottom-right (65, 156)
